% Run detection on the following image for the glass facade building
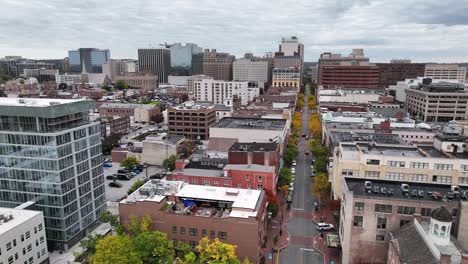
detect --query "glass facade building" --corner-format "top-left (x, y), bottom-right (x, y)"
top-left (68, 48), bottom-right (110, 73)
top-left (0, 98), bottom-right (106, 250)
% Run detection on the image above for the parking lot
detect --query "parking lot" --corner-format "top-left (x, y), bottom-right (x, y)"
top-left (103, 162), bottom-right (165, 202)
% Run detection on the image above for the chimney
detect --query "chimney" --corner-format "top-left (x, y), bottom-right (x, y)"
top-left (440, 254), bottom-right (451, 264)
top-left (175, 160), bottom-right (185, 171)
top-left (247, 151), bottom-right (253, 165)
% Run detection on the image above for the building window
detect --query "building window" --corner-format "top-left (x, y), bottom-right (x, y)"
top-left (180, 227), bottom-right (185, 235)
top-left (8, 256), bottom-right (13, 264)
top-left (400, 219), bottom-right (411, 227)
top-left (39, 237), bottom-right (44, 244)
top-left (191, 179), bottom-right (198, 184)
top-left (387, 161), bottom-right (405, 167)
top-left (366, 159), bottom-right (380, 165)
top-left (461, 165), bottom-right (468, 171)
top-left (353, 216), bottom-right (363, 227)
top-left (203, 179), bottom-right (210, 185)
top-left (397, 206), bottom-right (416, 215)
top-left (38, 224), bottom-right (43, 231)
top-left (224, 181), bottom-right (230, 186)
top-left (409, 174), bottom-right (428, 182)
top-left (354, 202), bottom-right (364, 211)
top-left (210, 231), bottom-right (215, 238)
top-left (432, 175), bottom-right (452, 184)
top-left (452, 209), bottom-right (458, 217)
top-left (377, 217), bottom-right (387, 229)
top-left (375, 204), bottom-right (392, 213)
top-left (34, 227), bottom-right (37, 234)
top-left (257, 184), bottom-right (263, 189)
top-left (410, 162), bottom-right (429, 169)
top-left (189, 240), bottom-right (198, 248)
top-left (21, 235), bottom-right (24, 242)
top-left (434, 164), bottom-right (453, 171)
top-left (365, 171), bottom-right (380, 178)
top-left (189, 228), bottom-right (198, 236)
top-left (12, 240), bottom-right (16, 247)
top-left (237, 184), bottom-right (241, 188)
top-left (421, 208), bottom-right (432, 217)
top-left (6, 242), bottom-right (11, 251)
top-left (218, 232), bottom-right (227, 240)
top-left (376, 235), bottom-right (385, 241)
top-left (459, 177), bottom-right (468, 185)
top-left (247, 184), bottom-right (251, 189)
top-left (246, 175), bottom-right (250, 181)
top-left (172, 226), bottom-right (177, 234)
top-left (26, 231), bottom-right (30, 239)
top-left (202, 229), bottom-right (207, 237)
top-left (385, 172), bottom-right (404, 180)
top-left (258, 176), bottom-right (262, 182)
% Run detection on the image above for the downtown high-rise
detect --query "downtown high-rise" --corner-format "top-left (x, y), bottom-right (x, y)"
top-left (138, 48), bottom-right (171, 83)
top-left (0, 98), bottom-right (106, 251)
top-left (68, 48), bottom-right (110, 73)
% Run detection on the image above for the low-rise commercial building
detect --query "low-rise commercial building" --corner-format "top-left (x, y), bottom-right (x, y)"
top-left (405, 81), bottom-right (468, 122)
top-left (129, 134), bottom-right (185, 165)
top-left (98, 103), bottom-right (161, 123)
top-left (119, 180), bottom-right (267, 263)
top-left (167, 102), bottom-right (217, 140)
top-left (228, 142), bottom-right (280, 169)
top-left (0, 208), bottom-right (48, 264)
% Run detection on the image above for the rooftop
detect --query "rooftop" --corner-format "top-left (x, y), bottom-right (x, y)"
top-left (121, 180), bottom-right (185, 204)
top-left (345, 178), bottom-right (468, 203)
top-left (230, 142), bottom-right (279, 152)
top-left (177, 168), bottom-right (223, 178)
top-left (171, 101), bottom-right (215, 111)
top-left (99, 102), bottom-right (157, 110)
top-left (0, 208), bottom-right (42, 235)
top-left (0, 98), bottom-right (95, 118)
top-left (330, 132), bottom-right (405, 146)
top-left (212, 117), bottom-right (286, 130)
top-left (0, 97), bottom-right (86, 107)
top-left (224, 164), bottom-right (275, 173)
top-left (145, 134), bottom-right (185, 145)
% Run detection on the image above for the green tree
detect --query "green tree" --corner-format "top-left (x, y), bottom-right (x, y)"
top-left (284, 145), bottom-right (299, 165)
top-left (80, 233), bottom-right (103, 256)
top-left (133, 231), bottom-right (175, 264)
top-left (163, 154), bottom-right (178, 171)
top-left (127, 215), bottom-right (152, 236)
top-left (128, 180), bottom-right (145, 195)
top-left (114, 80), bottom-right (129, 90)
top-left (197, 237), bottom-right (240, 264)
top-left (91, 235), bottom-right (142, 264)
top-left (175, 241), bottom-right (193, 259)
top-left (279, 167), bottom-right (293, 185)
top-left (102, 85), bottom-right (113, 92)
top-left (120, 156), bottom-right (140, 170)
top-left (99, 211), bottom-right (123, 234)
top-left (312, 173), bottom-right (331, 204)
top-left (102, 134), bottom-right (121, 155)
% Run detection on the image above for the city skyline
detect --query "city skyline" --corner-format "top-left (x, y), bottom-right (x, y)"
top-left (1, 0), bottom-right (468, 62)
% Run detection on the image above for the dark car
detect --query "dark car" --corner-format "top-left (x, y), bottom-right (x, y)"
top-left (118, 169), bottom-right (129, 174)
top-left (106, 174), bottom-right (117, 180)
top-left (117, 174), bottom-right (131, 181)
top-left (109, 181), bottom-right (122, 188)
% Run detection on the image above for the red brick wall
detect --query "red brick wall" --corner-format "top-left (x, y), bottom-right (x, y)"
top-left (111, 148), bottom-right (128, 163)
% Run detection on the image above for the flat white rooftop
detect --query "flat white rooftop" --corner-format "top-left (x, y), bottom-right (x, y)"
top-left (224, 164), bottom-right (275, 173)
top-left (0, 97), bottom-right (86, 107)
top-left (0, 208), bottom-right (42, 235)
top-left (176, 184), bottom-right (262, 210)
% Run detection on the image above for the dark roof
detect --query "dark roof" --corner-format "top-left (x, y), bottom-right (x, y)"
top-left (389, 222), bottom-right (439, 264)
top-left (212, 117), bottom-right (286, 130)
top-left (207, 137), bottom-right (238, 152)
top-left (229, 142), bottom-right (278, 152)
top-left (369, 107), bottom-right (406, 118)
top-left (431, 206), bottom-right (453, 222)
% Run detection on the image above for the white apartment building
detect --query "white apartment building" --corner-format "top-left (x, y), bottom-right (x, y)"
top-left (194, 79), bottom-right (259, 105)
top-left (330, 132), bottom-right (468, 200)
top-left (0, 208), bottom-right (48, 264)
top-left (55, 73), bottom-right (81, 86)
top-left (233, 59), bottom-right (269, 89)
top-left (425, 64), bottom-right (467, 83)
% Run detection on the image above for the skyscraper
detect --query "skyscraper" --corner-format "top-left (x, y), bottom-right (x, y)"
top-left (68, 48), bottom-right (110, 73)
top-left (200, 49), bottom-right (235, 81)
top-left (0, 98), bottom-right (106, 251)
top-left (279, 36), bottom-right (304, 62)
top-left (138, 48), bottom-right (171, 83)
top-left (168, 43), bottom-right (202, 68)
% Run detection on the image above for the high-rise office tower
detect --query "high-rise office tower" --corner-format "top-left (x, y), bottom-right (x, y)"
top-left (200, 49), bottom-right (235, 81)
top-left (138, 48), bottom-right (171, 83)
top-left (68, 48), bottom-right (110, 73)
top-left (167, 43), bottom-right (202, 68)
top-left (279, 36), bottom-right (304, 62)
top-left (0, 98), bottom-right (106, 251)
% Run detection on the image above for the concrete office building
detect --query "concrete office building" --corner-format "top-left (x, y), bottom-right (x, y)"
top-left (425, 64), bottom-right (467, 83)
top-left (330, 130), bottom-right (468, 200)
top-left (113, 74), bottom-right (159, 90)
top-left (0, 98), bottom-right (106, 250)
top-left (168, 43), bottom-right (202, 68)
top-left (193, 79), bottom-right (259, 105)
top-left (167, 102), bottom-right (217, 140)
top-left (340, 178), bottom-right (466, 263)
top-left (102, 59), bottom-right (137, 80)
top-left (197, 49), bottom-right (235, 81)
top-left (405, 81), bottom-right (468, 122)
top-left (138, 48), bottom-right (171, 83)
top-left (233, 58), bottom-right (270, 89)
top-left (68, 48), bottom-right (110, 73)
top-left (272, 67), bottom-right (301, 88)
top-left (279, 36), bottom-right (304, 62)
top-left (119, 180), bottom-right (267, 263)
top-left (0, 208), bottom-right (49, 264)
top-left (273, 55), bottom-right (302, 69)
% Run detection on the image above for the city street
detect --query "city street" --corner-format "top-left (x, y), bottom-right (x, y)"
top-left (279, 86), bottom-right (324, 264)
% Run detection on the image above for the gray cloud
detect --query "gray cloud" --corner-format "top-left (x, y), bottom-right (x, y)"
top-left (0, 0), bottom-right (468, 62)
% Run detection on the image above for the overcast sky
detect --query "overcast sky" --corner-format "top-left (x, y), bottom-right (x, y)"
top-left (1, 0), bottom-right (468, 62)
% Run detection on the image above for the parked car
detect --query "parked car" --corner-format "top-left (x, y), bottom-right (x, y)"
top-left (103, 162), bottom-right (113, 168)
top-left (291, 167), bottom-right (296, 174)
top-left (118, 169), bottom-right (129, 174)
top-left (117, 174), bottom-right (131, 181)
top-left (292, 160), bottom-right (297, 166)
top-left (305, 150), bottom-right (310, 155)
top-left (316, 223), bottom-right (334, 231)
top-left (106, 174), bottom-right (117, 180)
top-left (302, 133), bottom-right (306, 137)
top-left (109, 181), bottom-right (122, 188)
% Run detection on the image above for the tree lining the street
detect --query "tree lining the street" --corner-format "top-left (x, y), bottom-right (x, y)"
top-left (311, 172), bottom-right (331, 204)
top-left (120, 156), bottom-right (140, 170)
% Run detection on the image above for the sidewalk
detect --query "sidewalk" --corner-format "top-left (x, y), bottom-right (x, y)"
top-left (311, 203), bottom-right (342, 264)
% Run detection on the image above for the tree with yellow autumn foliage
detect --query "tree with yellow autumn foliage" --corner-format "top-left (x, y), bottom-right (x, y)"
top-left (308, 95), bottom-right (317, 109)
top-left (308, 113), bottom-right (321, 140)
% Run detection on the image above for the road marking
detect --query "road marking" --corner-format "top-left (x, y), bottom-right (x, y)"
top-left (292, 207), bottom-right (304, 211)
top-left (300, 248), bottom-right (315, 252)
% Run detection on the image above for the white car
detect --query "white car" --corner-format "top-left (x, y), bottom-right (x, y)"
top-left (316, 223), bottom-right (334, 231)
top-left (291, 167), bottom-right (296, 174)
top-left (292, 160), bottom-right (297, 166)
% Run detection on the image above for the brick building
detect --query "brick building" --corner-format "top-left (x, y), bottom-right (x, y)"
top-left (119, 180), bottom-right (267, 263)
top-left (319, 65), bottom-right (381, 89)
top-left (376, 62), bottom-right (425, 88)
top-left (340, 178), bottom-right (466, 264)
top-left (228, 142), bottom-right (280, 169)
top-left (100, 116), bottom-right (131, 138)
top-left (98, 102), bottom-right (161, 123)
top-left (167, 102), bottom-right (217, 140)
